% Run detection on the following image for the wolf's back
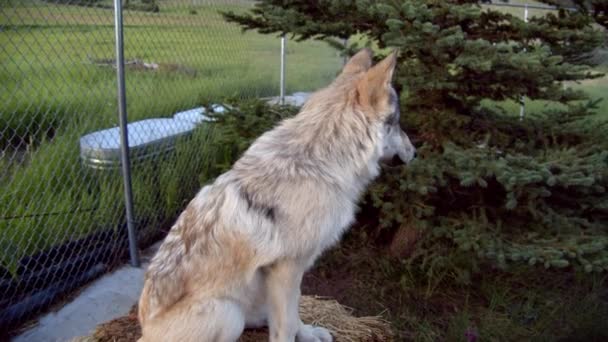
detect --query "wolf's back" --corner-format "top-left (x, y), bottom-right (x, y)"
top-left (138, 182), bottom-right (219, 323)
top-left (138, 180), bottom-right (244, 324)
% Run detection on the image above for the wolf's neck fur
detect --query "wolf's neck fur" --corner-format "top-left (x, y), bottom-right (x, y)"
top-left (233, 89), bottom-right (382, 202)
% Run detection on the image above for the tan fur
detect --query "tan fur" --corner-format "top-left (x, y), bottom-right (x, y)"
top-left (341, 48), bottom-right (372, 75)
top-left (138, 49), bottom-right (416, 342)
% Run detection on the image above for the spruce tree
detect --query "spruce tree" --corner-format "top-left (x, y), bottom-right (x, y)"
top-left (223, 1), bottom-right (608, 276)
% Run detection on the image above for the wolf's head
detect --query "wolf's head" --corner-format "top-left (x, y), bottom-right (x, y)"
top-left (337, 48), bottom-right (416, 165)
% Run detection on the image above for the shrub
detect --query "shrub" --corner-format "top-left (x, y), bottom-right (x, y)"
top-left (222, 1), bottom-right (608, 277)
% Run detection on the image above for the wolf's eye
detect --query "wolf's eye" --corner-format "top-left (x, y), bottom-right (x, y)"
top-left (385, 109), bottom-right (399, 126)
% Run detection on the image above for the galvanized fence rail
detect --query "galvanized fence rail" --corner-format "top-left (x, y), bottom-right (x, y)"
top-left (0, 0), bottom-right (342, 332)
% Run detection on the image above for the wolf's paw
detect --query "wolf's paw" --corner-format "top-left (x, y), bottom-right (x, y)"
top-left (297, 324), bottom-right (333, 342)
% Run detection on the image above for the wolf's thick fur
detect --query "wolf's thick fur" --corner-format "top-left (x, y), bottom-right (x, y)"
top-left (138, 49), bottom-right (415, 342)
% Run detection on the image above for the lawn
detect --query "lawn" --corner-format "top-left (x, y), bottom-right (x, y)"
top-left (0, 0), bottom-right (342, 147)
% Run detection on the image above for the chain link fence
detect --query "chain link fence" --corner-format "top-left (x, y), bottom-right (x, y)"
top-left (0, 0), bottom-right (342, 333)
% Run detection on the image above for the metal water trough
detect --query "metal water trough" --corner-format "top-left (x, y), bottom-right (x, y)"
top-left (172, 104), bottom-right (225, 125)
top-left (79, 105), bottom-right (226, 168)
top-left (80, 118), bottom-right (195, 169)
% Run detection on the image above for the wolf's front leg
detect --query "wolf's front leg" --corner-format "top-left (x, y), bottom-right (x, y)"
top-left (265, 259), bottom-right (333, 342)
top-left (266, 259), bottom-right (303, 342)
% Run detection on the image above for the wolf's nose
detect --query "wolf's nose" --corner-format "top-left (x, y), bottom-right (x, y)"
top-left (413, 151), bottom-right (417, 159)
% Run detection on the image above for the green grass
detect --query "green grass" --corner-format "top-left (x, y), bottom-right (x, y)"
top-left (0, 1), bottom-right (341, 147)
top-left (0, 0), bottom-right (341, 274)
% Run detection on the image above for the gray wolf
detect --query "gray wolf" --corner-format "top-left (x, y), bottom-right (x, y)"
top-left (137, 48), bottom-right (416, 342)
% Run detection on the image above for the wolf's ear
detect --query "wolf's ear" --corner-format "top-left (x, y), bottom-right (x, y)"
top-left (341, 48), bottom-right (373, 75)
top-left (356, 50), bottom-right (398, 115)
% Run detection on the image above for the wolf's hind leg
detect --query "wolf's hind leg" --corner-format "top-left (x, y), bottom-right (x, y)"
top-left (139, 298), bottom-right (245, 342)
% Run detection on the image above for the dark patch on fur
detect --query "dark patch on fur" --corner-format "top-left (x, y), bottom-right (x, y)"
top-left (357, 139), bottom-right (366, 152)
top-left (264, 208), bottom-right (276, 222)
top-left (333, 125), bottom-right (340, 139)
top-left (240, 188), bottom-right (276, 222)
top-left (365, 125), bottom-right (373, 142)
top-left (241, 188), bottom-right (254, 208)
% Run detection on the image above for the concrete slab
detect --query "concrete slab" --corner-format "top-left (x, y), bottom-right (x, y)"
top-left (13, 244), bottom-right (160, 342)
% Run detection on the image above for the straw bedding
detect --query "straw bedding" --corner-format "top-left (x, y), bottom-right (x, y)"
top-left (73, 295), bottom-right (393, 342)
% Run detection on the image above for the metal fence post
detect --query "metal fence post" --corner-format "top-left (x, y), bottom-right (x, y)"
top-left (113, 0), bottom-right (140, 267)
top-left (280, 35), bottom-right (286, 105)
top-left (343, 38), bottom-right (348, 65)
top-left (342, 38), bottom-right (348, 66)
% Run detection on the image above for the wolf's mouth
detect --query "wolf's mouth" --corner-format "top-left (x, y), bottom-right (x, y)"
top-left (381, 154), bottom-right (407, 167)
